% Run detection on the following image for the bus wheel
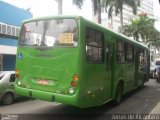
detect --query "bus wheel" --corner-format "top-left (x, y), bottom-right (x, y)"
top-left (141, 75), bottom-right (146, 87)
top-left (113, 83), bottom-right (123, 105)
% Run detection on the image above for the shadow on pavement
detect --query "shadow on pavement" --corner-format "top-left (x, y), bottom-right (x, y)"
top-left (5, 79), bottom-right (160, 120)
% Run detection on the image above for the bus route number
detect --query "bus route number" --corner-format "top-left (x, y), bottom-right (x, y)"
top-left (59, 33), bottom-right (74, 44)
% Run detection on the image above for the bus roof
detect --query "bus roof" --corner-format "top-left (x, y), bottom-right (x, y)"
top-left (21, 15), bottom-right (149, 50)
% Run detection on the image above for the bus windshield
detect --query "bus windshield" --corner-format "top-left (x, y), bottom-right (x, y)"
top-left (19, 19), bottom-right (78, 47)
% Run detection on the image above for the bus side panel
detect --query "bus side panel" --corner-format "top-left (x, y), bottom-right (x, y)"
top-left (82, 64), bottom-right (106, 107)
top-left (77, 21), bottom-right (106, 108)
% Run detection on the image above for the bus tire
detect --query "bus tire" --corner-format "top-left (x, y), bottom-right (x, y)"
top-left (113, 83), bottom-right (123, 105)
top-left (141, 75), bottom-right (146, 87)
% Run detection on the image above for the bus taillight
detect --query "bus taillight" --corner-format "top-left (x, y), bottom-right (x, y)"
top-left (69, 74), bottom-right (79, 93)
top-left (73, 74), bottom-right (79, 81)
top-left (15, 69), bottom-right (20, 79)
top-left (71, 81), bottom-right (77, 87)
top-left (16, 69), bottom-right (19, 74)
top-left (71, 74), bottom-right (79, 87)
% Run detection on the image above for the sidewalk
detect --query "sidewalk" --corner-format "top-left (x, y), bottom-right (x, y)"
top-left (147, 79), bottom-right (160, 114)
top-left (150, 102), bottom-right (160, 114)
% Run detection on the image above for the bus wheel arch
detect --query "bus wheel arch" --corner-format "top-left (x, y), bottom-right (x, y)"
top-left (113, 80), bottom-right (124, 105)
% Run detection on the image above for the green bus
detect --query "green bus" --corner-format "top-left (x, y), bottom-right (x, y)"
top-left (15, 16), bottom-right (150, 108)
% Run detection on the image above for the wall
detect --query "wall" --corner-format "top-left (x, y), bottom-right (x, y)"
top-left (0, 1), bottom-right (32, 71)
top-left (0, 1), bottom-right (32, 26)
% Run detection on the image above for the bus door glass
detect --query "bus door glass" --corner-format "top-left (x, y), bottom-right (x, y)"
top-left (135, 48), bottom-right (145, 86)
top-left (104, 43), bottom-right (114, 100)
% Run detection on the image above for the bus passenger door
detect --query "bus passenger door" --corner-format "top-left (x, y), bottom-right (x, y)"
top-left (135, 49), bottom-right (139, 86)
top-left (104, 43), bottom-right (114, 101)
top-left (135, 48), bottom-right (145, 87)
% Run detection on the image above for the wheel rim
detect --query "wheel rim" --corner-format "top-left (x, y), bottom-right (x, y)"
top-left (3, 94), bottom-right (13, 105)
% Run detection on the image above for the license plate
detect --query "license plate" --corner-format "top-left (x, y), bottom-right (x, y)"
top-left (37, 80), bottom-right (49, 85)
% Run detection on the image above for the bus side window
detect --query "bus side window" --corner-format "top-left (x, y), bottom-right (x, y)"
top-left (85, 26), bottom-right (104, 63)
top-left (139, 49), bottom-right (145, 65)
top-left (125, 43), bottom-right (134, 63)
top-left (116, 41), bottom-right (125, 63)
top-left (139, 49), bottom-right (148, 72)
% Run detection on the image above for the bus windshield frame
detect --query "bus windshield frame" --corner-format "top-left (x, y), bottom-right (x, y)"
top-left (19, 18), bottom-right (78, 48)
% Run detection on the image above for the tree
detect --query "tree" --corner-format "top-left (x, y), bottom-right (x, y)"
top-left (55, 0), bottom-right (63, 15)
top-left (121, 14), bottom-right (160, 49)
top-left (122, 19), bottom-right (139, 41)
top-left (73, 0), bottom-right (102, 23)
top-left (102, 0), bottom-right (140, 32)
top-left (92, 0), bottom-right (101, 23)
top-left (72, 0), bottom-right (84, 9)
top-left (55, 0), bottom-right (102, 23)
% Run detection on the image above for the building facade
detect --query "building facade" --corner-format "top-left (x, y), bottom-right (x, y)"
top-left (101, 0), bottom-right (154, 32)
top-left (0, 1), bottom-right (32, 71)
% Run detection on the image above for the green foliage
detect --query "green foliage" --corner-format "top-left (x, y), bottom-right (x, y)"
top-left (102, 0), bottom-right (140, 19)
top-left (73, 0), bottom-right (101, 23)
top-left (121, 15), bottom-right (160, 49)
top-left (72, 0), bottom-right (98, 14)
top-left (102, 0), bottom-right (140, 29)
top-left (72, 0), bottom-right (85, 9)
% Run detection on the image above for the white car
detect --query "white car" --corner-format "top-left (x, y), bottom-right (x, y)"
top-left (0, 71), bottom-right (16, 105)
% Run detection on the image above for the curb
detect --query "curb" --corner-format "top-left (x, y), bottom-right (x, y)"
top-left (150, 102), bottom-right (160, 114)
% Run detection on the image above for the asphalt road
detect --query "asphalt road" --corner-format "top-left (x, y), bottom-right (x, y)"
top-left (0, 79), bottom-right (160, 120)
